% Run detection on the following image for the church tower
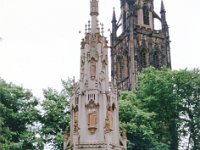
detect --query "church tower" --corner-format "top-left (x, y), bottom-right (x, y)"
top-left (64, 0), bottom-right (127, 149)
top-left (111, 0), bottom-right (171, 90)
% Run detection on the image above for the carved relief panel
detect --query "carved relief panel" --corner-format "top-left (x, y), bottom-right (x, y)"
top-left (87, 47), bottom-right (99, 80)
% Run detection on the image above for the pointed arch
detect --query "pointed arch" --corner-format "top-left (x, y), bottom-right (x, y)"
top-left (143, 4), bottom-right (150, 25)
top-left (122, 53), bottom-right (129, 78)
top-left (90, 58), bottom-right (96, 79)
top-left (153, 46), bottom-right (160, 68)
top-left (141, 48), bottom-right (147, 68)
top-left (123, 10), bottom-right (127, 30)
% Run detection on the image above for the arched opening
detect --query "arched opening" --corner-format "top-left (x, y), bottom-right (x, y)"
top-left (90, 58), bottom-right (96, 79)
top-left (143, 5), bottom-right (149, 25)
top-left (123, 10), bottom-right (127, 30)
top-left (141, 48), bottom-right (147, 68)
top-left (153, 50), bottom-right (159, 68)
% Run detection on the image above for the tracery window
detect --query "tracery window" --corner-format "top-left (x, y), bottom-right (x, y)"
top-left (88, 94), bottom-right (96, 101)
top-left (143, 4), bottom-right (149, 25)
top-left (141, 48), bottom-right (147, 68)
top-left (153, 51), bottom-right (159, 68)
top-left (123, 10), bottom-right (127, 30)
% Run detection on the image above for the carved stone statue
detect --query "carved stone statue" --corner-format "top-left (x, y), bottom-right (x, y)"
top-left (104, 116), bottom-right (110, 133)
top-left (102, 59), bottom-right (107, 70)
top-left (80, 56), bottom-right (85, 81)
top-left (99, 71), bottom-right (105, 83)
top-left (88, 110), bottom-right (97, 127)
top-left (87, 52), bottom-right (91, 61)
top-left (81, 55), bottom-right (85, 68)
top-left (87, 100), bottom-right (98, 134)
top-left (74, 121), bottom-right (78, 133)
top-left (90, 59), bottom-right (96, 79)
top-left (88, 109), bottom-right (97, 134)
top-left (106, 106), bottom-right (113, 131)
top-left (103, 38), bottom-right (108, 48)
top-left (74, 107), bottom-right (78, 133)
top-left (96, 33), bottom-right (100, 43)
top-left (81, 38), bottom-right (85, 49)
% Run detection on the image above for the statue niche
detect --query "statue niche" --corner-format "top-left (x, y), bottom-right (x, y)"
top-left (90, 58), bottom-right (96, 80)
top-left (105, 106), bottom-right (114, 132)
top-left (86, 100), bottom-right (98, 134)
top-left (87, 47), bottom-right (99, 80)
top-left (88, 110), bottom-right (97, 127)
top-left (80, 54), bottom-right (85, 81)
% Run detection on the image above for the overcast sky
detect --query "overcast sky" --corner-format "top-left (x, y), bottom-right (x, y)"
top-left (0, 0), bottom-right (200, 97)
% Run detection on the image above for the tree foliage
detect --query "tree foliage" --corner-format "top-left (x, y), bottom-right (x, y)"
top-left (136, 67), bottom-right (179, 150)
top-left (40, 79), bottom-right (73, 149)
top-left (119, 67), bottom-right (200, 150)
top-left (1, 67), bottom-right (199, 150)
top-left (119, 92), bottom-right (168, 150)
top-left (0, 78), bottom-right (42, 150)
top-left (174, 69), bottom-right (200, 149)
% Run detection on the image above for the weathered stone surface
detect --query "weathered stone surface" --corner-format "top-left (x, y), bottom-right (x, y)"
top-left (111, 0), bottom-right (171, 91)
top-left (64, 1), bottom-right (126, 150)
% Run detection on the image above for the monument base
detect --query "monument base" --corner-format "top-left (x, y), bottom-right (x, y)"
top-left (66, 142), bottom-right (125, 150)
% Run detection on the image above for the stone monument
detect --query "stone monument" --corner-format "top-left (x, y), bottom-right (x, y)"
top-left (64, 0), bottom-right (127, 149)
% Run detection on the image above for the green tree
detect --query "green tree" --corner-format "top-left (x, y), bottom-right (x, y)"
top-left (40, 79), bottom-right (72, 149)
top-left (120, 67), bottom-right (200, 150)
top-left (173, 69), bottom-right (200, 149)
top-left (0, 78), bottom-right (42, 150)
top-left (119, 91), bottom-right (169, 150)
top-left (136, 67), bottom-right (179, 150)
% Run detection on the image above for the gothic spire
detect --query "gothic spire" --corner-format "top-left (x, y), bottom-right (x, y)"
top-left (112, 8), bottom-right (117, 23)
top-left (160, 0), bottom-right (166, 13)
top-left (111, 8), bottom-right (117, 38)
top-left (160, 0), bottom-right (167, 25)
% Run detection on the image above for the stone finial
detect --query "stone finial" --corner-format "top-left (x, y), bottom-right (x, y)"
top-left (85, 24), bottom-right (88, 34)
top-left (88, 20), bottom-right (91, 32)
top-left (103, 38), bottom-right (108, 48)
top-left (101, 23), bottom-right (104, 36)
